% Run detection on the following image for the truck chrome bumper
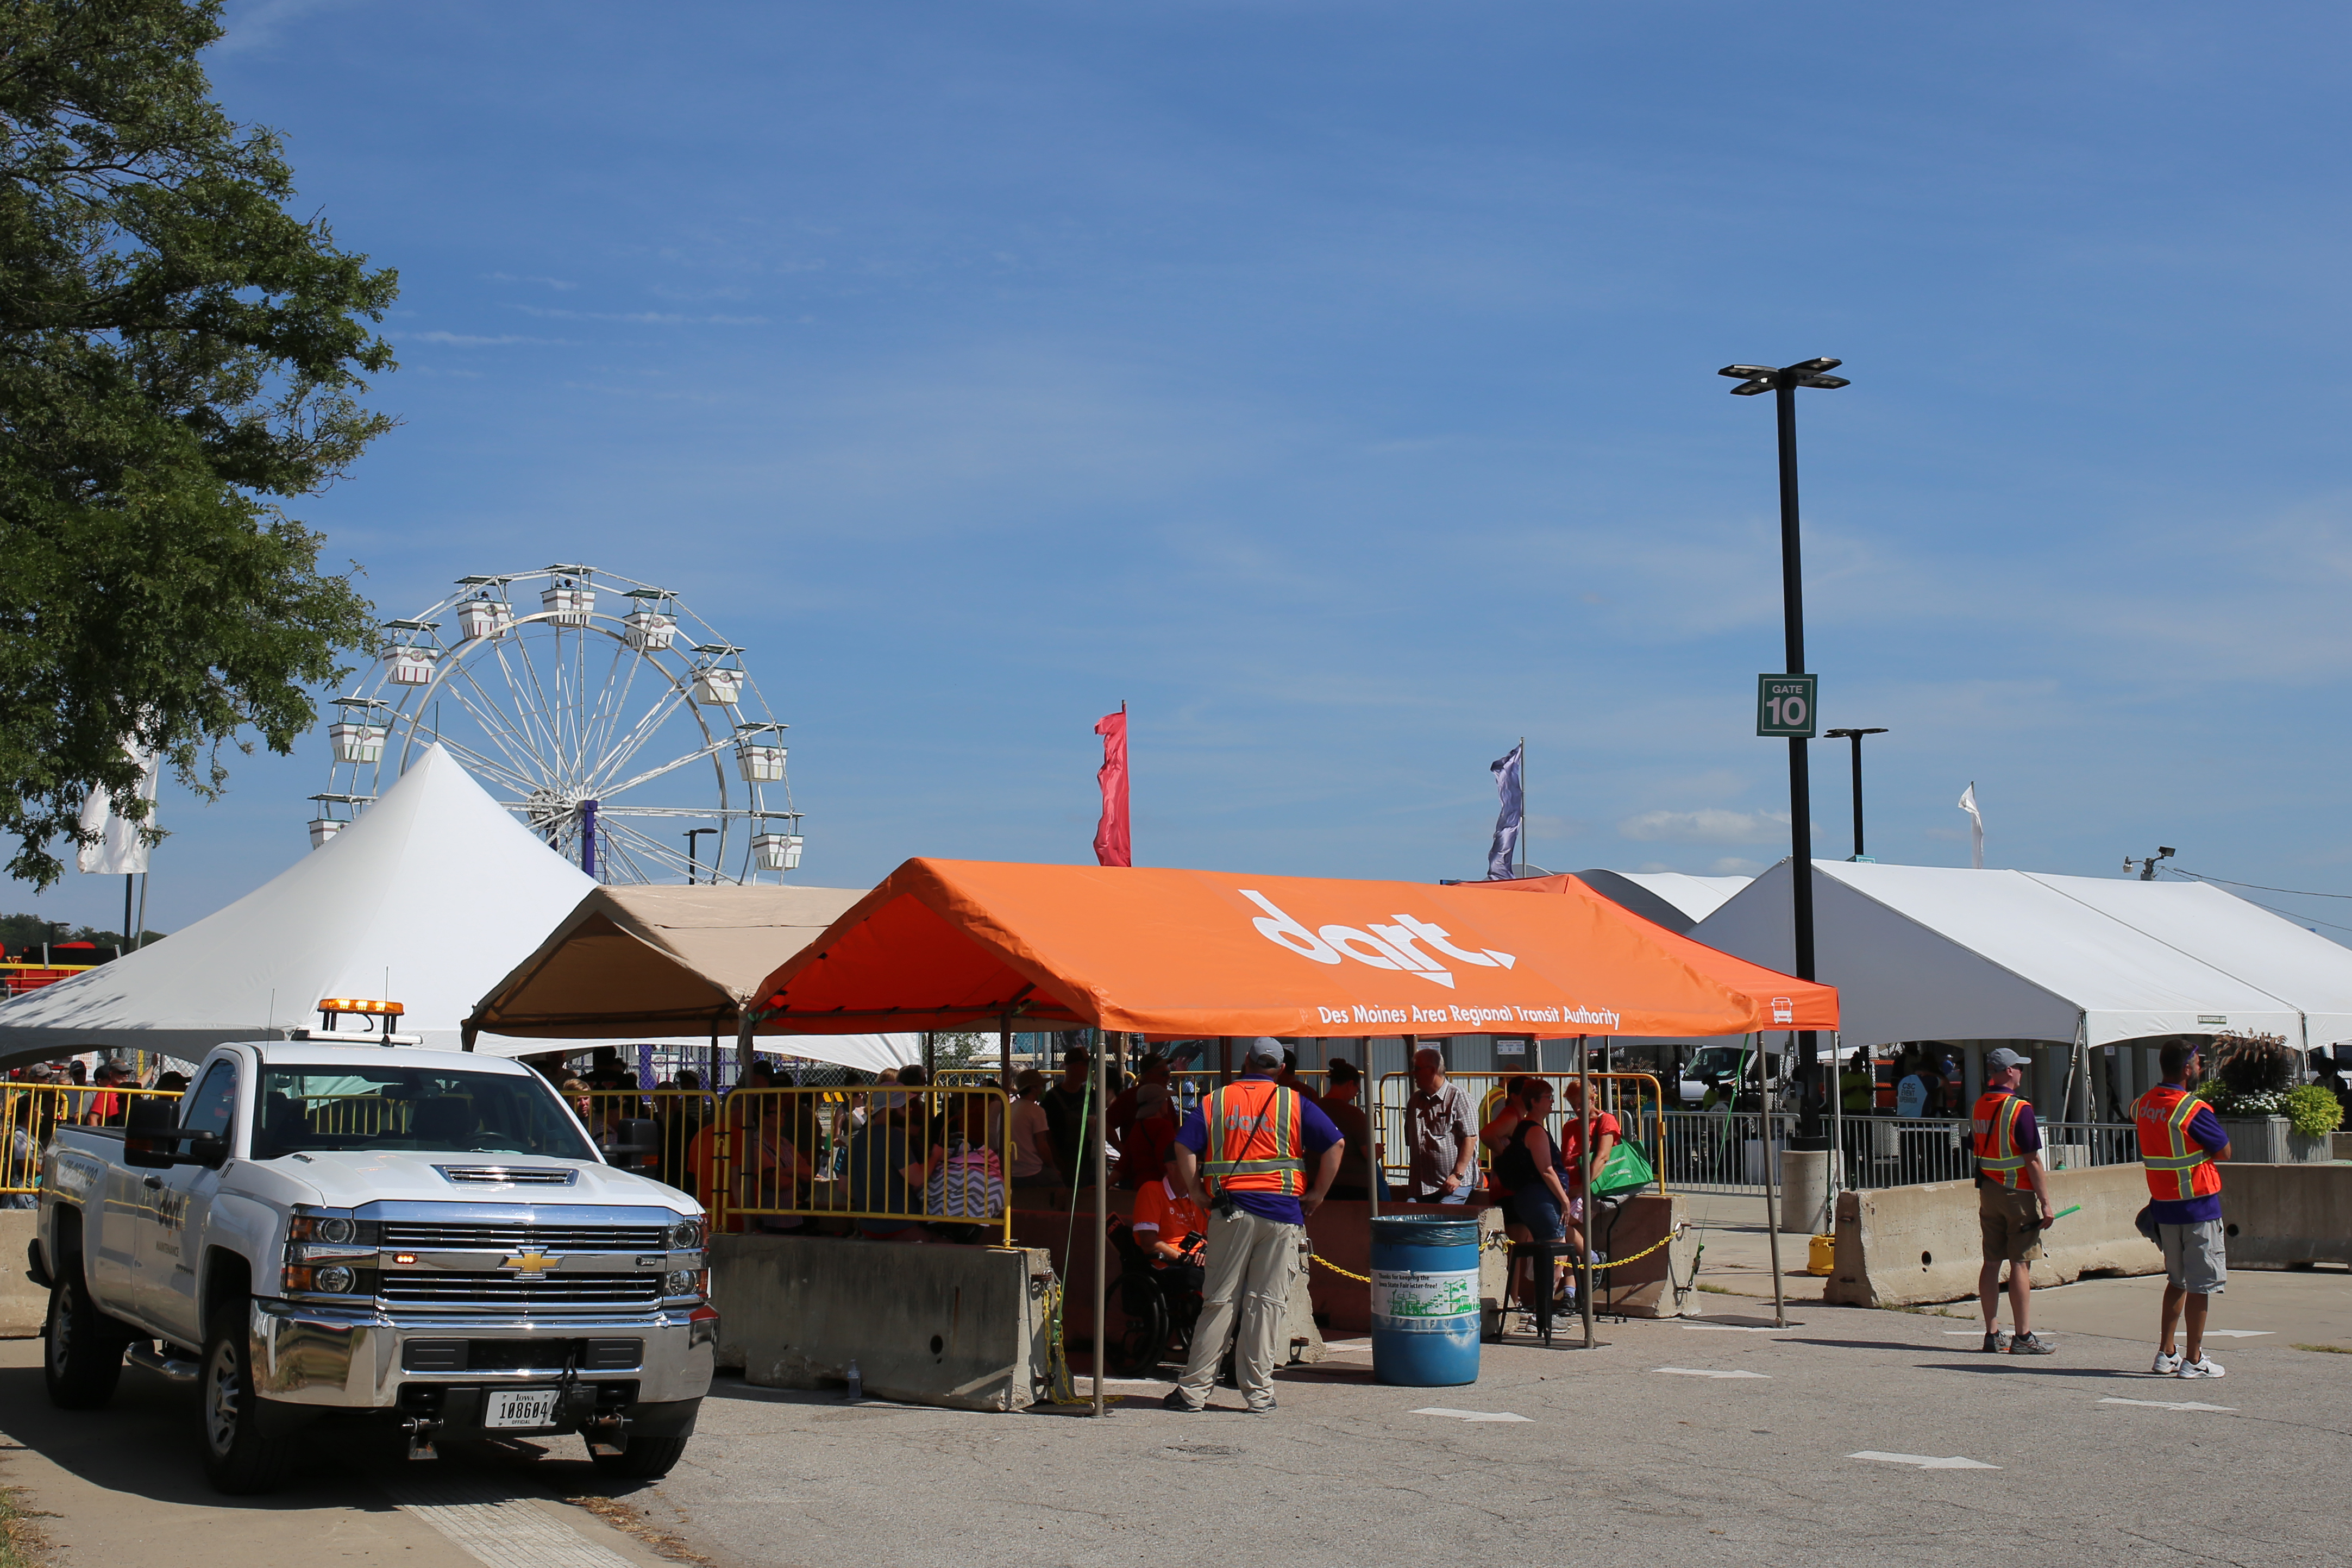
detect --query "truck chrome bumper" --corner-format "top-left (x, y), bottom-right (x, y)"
top-left (247, 1297), bottom-right (716, 1409)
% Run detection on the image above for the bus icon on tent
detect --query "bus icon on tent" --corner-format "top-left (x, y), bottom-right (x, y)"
top-left (1771, 996), bottom-right (1793, 1024)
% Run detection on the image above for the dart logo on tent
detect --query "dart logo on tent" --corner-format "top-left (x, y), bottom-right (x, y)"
top-left (1239, 890), bottom-right (1516, 990)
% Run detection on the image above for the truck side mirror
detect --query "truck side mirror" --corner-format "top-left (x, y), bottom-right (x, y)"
top-left (123, 1100), bottom-right (177, 1169)
top-left (605, 1117), bottom-right (660, 1170)
top-left (179, 1132), bottom-right (229, 1170)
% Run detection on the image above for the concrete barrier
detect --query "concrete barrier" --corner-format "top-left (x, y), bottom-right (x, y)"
top-left (2331, 1131), bottom-right (2352, 1162)
top-left (711, 1234), bottom-right (1054, 1412)
top-left (1826, 1166), bottom-right (2160, 1308)
top-left (2220, 1163), bottom-right (2352, 1268)
top-left (0, 1211), bottom-right (41, 1337)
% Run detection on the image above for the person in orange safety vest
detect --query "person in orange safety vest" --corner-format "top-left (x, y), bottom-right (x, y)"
top-left (1162, 1038), bottom-right (1344, 1414)
top-left (1972, 1048), bottom-right (2058, 1356)
top-left (2133, 1039), bottom-right (2232, 1378)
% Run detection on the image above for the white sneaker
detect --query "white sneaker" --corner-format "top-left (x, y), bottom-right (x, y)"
top-left (2177, 1357), bottom-right (2226, 1379)
top-left (2150, 1350), bottom-right (2181, 1375)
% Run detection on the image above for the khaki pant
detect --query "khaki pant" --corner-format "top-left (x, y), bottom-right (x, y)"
top-left (1175, 1206), bottom-right (1304, 1407)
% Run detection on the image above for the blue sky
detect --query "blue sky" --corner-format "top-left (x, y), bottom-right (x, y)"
top-left (21, 1), bottom-right (2352, 940)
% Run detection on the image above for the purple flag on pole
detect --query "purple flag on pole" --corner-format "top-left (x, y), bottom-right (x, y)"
top-left (1487, 742), bottom-right (1523, 880)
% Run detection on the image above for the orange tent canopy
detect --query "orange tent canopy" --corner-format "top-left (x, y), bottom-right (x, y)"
top-left (750, 858), bottom-right (1836, 1040)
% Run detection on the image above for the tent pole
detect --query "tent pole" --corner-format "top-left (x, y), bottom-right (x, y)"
top-left (999, 1014), bottom-right (1013, 1092)
top-left (1827, 1030), bottom-right (1842, 1232)
top-left (133, 871), bottom-right (148, 950)
top-left (1218, 1036), bottom-right (1232, 1087)
top-left (736, 1012), bottom-right (756, 1083)
top-left (1578, 1034), bottom-right (1594, 1350)
top-left (1093, 1024), bottom-right (1108, 1418)
top-left (1761, 1032), bottom-right (1787, 1328)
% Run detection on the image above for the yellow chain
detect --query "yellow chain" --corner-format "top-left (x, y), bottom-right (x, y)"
top-left (1308, 1252), bottom-right (1371, 1283)
top-left (1476, 1221), bottom-right (1688, 1270)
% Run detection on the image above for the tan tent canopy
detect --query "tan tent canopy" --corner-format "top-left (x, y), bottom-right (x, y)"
top-left (467, 883), bottom-right (867, 1043)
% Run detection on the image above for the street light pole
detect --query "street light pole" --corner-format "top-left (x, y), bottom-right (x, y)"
top-left (1722, 357), bottom-right (1849, 1147)
top-left (1824, 727), bottom-right (1887, 860)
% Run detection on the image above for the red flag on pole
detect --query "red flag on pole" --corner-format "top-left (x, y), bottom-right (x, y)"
top-left (1093, 705), bottom-right (1130, 868)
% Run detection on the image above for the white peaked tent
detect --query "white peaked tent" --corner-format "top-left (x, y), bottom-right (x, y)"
top-left (1569, 869), bottom-right (1751, 935)
top-left (0, 745), bottom-right (917, 1074)
top-left (1690, 860), bottom-right (2352, 1052)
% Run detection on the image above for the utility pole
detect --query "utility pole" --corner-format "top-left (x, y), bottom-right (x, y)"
top-left (1722, 357), bottom-right (1849, 1148)
top-left (1823, 727), bottom-right (1887, 860)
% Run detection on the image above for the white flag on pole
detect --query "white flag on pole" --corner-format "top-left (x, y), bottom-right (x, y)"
top-left (1957, 781), bottom-right (1983, 870)
top-left (76, 745), bottom-right (160, 876)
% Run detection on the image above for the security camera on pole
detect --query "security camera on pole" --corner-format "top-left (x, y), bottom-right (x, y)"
top-left (1722, 356), bottom-right (1848, 1151)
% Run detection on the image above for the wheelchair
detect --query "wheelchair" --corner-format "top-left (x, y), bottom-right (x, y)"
top-left (1105, 1218), bottom-right (1206, 1377)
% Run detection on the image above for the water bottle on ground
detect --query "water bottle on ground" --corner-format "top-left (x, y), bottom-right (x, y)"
top-left (845, 1359), bottom-right (862, 1402)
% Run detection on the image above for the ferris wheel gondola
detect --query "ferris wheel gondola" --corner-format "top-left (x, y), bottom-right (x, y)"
top-left (310, 565), bottom-right (802, 885)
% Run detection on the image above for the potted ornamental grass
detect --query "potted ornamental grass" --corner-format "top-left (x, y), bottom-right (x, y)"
top-left (2192, 1033), bottom-right (2342, 1163)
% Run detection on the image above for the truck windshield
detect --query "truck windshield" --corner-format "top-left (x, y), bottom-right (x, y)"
top-left (252, 1067), bottom-right (595, 1162)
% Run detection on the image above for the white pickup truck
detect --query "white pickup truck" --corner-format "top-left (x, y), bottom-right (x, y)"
top-left (27, 1040), bottom-right (714, 1494)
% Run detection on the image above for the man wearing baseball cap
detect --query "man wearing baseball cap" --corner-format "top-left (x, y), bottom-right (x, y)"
top-left (1972, 1048), bottom-right (2058, 1355)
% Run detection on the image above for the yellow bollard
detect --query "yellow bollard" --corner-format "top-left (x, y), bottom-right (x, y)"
top-left (1807, 1233), bottom-right (1835, 1276)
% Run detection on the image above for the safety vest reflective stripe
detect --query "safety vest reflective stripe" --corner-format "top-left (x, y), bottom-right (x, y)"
top-left (1199, 1156), bottom-right (1296, 1175)
top-left (1978, 1153), bottom-right (2028, 1170)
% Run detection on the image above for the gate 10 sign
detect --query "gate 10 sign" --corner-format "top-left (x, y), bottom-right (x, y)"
top-left (1756, 674), bottom-right (1818, 738)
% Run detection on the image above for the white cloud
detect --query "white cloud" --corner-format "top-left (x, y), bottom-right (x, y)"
top-left (486, 273), bottom-right (579, 291)
top-left (1709, 857), bottom-right (1765, 876)
top-left (1616, 807), bottom-right (1792, 845)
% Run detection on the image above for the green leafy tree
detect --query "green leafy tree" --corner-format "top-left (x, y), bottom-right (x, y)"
top-left (0, 0), bottom-right (395, 886)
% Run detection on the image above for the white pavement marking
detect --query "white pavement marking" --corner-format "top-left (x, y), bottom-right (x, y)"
top-left (1653, 1367), bottom-right (1770, 1379)
top-left (2198, 1330), bottom-right (2273, 1338)
top-left (385, 1476), bottom-right (635, 1568)
top-left (1848, 1451), bottom-right (2000, 1470)
top-left (1411, 1407), bottom-right (1533, 1423)
top-left (1683, 1324), bottom-right (1796, 1332)
top-left (2099, 1396), bottom-right (2237, 1413)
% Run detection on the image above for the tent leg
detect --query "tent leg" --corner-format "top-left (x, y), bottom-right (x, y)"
top-left (999, 1014), bottom-right (1013, 1091)
top-left (736, 1014), bottom-right (756, 1083)
top-left (460, 1021), bottom-right (477, 1053)
top-left (1579, 1035), bottom-right (1594, 1350)
top-left (1218, 1037), bottom-right (1232, 1086)
top-left (1093, 1025), bottom-right (1108, 1418)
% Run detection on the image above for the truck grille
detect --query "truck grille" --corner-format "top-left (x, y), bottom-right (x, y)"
top-left (378, 1224), bottom-right (669, 1251)
top-left (378, 1272), bottom-right (661, 1309)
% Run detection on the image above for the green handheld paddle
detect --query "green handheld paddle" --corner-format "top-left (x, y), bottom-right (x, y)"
top-left (2024, 1203), bottom-right (2081, 1232)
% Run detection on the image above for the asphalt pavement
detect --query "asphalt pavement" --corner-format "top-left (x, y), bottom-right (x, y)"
top-left (3, 1263), bottom-right (2350, 1568)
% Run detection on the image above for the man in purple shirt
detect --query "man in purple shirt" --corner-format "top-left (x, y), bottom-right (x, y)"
top-left (1163, 1039), bottom-right (1343, 1414)
top-left (2136, 1039), bottom-right (2233, 1378)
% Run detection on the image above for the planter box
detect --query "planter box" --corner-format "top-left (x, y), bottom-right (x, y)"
top-left (2219, 1117), bottom-right (2334, 1165)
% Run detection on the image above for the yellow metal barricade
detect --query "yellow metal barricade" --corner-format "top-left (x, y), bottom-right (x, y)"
top-left (1, 1084), bottom-right (185, 1195)
top-left (581, 1085), bottom-right (1015, 1246)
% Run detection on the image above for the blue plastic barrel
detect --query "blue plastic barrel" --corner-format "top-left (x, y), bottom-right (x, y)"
top-left (1368, 1215), bottom-right (1482, 1387)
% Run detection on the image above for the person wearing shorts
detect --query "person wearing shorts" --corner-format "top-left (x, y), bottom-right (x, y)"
top-left (1972, 1048), bottom-right (2057, 1355)
top-left (2135, 1040), bottom-right (2232, 1378)
top-left (1495, 1081), bottom-right (1575, 1314)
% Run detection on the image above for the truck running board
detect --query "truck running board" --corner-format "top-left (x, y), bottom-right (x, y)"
top-left (127, 1344), bottom-right (198, 1384)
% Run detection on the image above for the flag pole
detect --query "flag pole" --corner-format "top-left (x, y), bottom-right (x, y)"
top-left (133, 871), bottom-right (148, 950)
top-left (1517, 736), bottom-right (1527, 878)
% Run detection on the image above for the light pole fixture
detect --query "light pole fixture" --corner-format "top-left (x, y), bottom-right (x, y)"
top-left (1721, 357), bottom-right (1849, 1146)
top-left (1823, 726), bottom-right (1887, 861)
top-left (683, 827), bottom-right (718, 885)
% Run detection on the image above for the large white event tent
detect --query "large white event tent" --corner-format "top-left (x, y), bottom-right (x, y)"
top-left (1688, 859), bottom-right (2352, 1116)
top-left (0, 745), bottom-right (916, 1076)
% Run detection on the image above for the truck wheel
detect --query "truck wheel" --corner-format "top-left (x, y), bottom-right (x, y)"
top-left (199, 1307), bottom-right (293, 1495)
top-left (43, 1266), bottom-right (128, 1409)
top-left (589, 1434), bottom-right (690, 1479)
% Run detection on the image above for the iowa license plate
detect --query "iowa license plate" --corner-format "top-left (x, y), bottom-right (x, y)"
top-left (485, 1387), bottom-right (560, 1429)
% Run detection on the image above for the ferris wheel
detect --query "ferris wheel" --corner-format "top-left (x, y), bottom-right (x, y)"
top-left (309, 564), bottom-right (802, 885)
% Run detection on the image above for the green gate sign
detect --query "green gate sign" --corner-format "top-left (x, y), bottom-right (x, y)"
top-left (1757, 674), bottom-right (1817, 738)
